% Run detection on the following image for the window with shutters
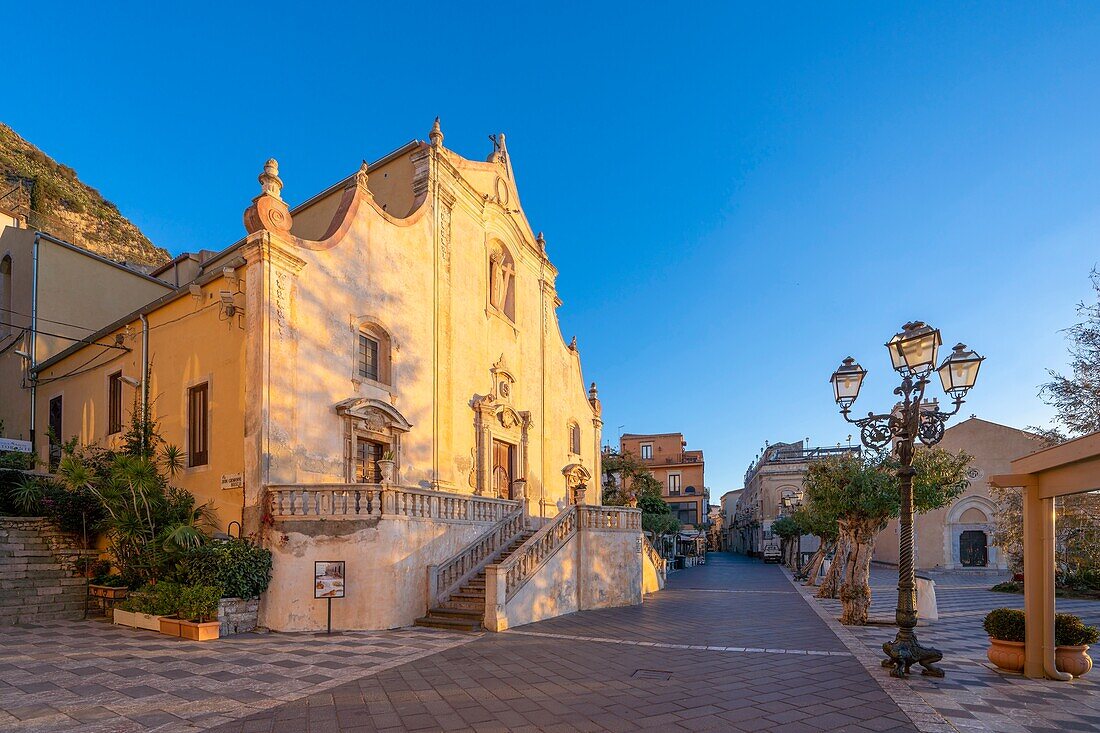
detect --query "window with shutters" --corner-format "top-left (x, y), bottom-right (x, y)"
top-left (108, 372), bottom-right (123, 434)
top-left (188, 383), bottom-right (209, 467)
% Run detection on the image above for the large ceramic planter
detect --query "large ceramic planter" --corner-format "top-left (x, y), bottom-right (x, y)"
top-left (987, 638), bottom-right (1025, 672)
top-left (1056, 645), bottom-right (1093, 677)
top-left (112, 608), bottom-right (138, 628)
top-left (159, 616), bottom-right (182, 637)
top-left (179, 620), bottom-right (220, 641)
top-left (377, 460), bottom-right (395, 484)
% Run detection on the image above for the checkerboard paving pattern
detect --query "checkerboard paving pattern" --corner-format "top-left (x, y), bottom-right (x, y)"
top-left (800, 565), bottom-right (1100, 733)
top-left (212, 555), bottom-right (919, 732)
top-left (0, 620), bottom-right (475, 732)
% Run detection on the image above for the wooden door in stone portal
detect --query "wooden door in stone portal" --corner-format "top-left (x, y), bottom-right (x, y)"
top-left (492, 439), bottom-right (515, 499)
top-left (959, 530), bottom-right (988, 567)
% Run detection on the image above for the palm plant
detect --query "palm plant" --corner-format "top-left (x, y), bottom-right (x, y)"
top-left (58, 446), bottom-right (216, 586)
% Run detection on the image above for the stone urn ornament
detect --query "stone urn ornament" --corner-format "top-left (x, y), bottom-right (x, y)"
top-left (626, 493), bottom-right (638, 508)
top-left (377, 450), bottom-right (396, 485)
top-left (573, 483), bottom-right (587, 506)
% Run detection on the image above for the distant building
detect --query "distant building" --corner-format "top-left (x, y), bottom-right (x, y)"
top-left (873, 416), bottom-right (1045, 571)
top-left (620, 432), bottom-right (709, 529)
top-left (719, 489), bottom-right (743, 550)
top-left (733, 441), bottom-right (858, 557)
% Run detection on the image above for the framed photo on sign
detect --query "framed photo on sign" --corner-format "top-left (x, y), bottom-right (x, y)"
top-left (314, 561), bottom-right (345, 599)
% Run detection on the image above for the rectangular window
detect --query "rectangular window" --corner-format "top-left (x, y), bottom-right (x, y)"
top-left (569, 424), bottom-right (580, 454)
top-left (355, 439), bottom-right (384, 483)
top-left (669, 501), bottom-right (698, 526)
top-left (48, 396), bottom-right (63, 470)
top-left (108, 372), bottom-right (123, 434)
top-left (188, 383), bottom-right (209, 467)
top-left (358, 334), bottom-right (379, 381)
top-left (668, 474), bottom-right (681, 495)
top-left (640, 444), bottom-right (652, 460)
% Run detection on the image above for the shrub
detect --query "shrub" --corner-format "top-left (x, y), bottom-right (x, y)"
top-left (1055, 613), bottom-right (1100, 647)
top-left (991, 581), bottom-right (1023, 594)
top-left (983, 608), bottom-right (1026, 642)
top-left (179, 538), bottom-right (272, 599)
top-left (1062, 568), bottom-right (1100, 594)
top-left (178, 585), bottom-right (221, 622)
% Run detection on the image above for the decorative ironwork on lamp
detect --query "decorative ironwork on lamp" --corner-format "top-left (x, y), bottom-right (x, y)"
top-left (830, 320), bottom-right (983, 679)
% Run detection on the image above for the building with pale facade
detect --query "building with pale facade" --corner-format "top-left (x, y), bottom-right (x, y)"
top-left (732, 441), bottom-right (857, 556)
top-left (6, 122), bottom-right (660, 632)
top-left (0, 218), bottom-right (171, 446)
top-left (873, 416), bottom-right (1045, 571)
top-left (718, 489), bottom-right (742, 551)
top-left (620, 432), bottom-right (708, 529)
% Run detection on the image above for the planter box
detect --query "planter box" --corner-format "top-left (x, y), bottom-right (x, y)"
top-left (89, 584), bottom-right (129, 600)
top-left (987, 638), bottom-right (1025, 673)
top-left (179, 619), bottom-right (220, 641)
top-left (112, 608), bottom-right (138, 627)
top-left (133, 613), bottom-right (162, 632)
top-left (1056, 644), bottom-right (1093, 677)
top-left (159, 616), bottom-right (182, 637)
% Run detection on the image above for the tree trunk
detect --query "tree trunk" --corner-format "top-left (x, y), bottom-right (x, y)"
top-left (802, 540), bottom-right (829, 586)
top-left (817, 536), bottom-right (845, 598)
top-left (838, 519), bottom-right (878, 625)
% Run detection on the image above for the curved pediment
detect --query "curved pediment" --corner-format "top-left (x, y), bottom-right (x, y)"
top-left (334, 397), bottom-right (412, 432)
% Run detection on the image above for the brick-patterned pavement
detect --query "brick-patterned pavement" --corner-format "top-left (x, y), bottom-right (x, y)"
top-left (803, 565), bottom-right (1100, 733)
top-left (212, 554), bottom-right (919, 732)
top-left (0, 622), bottom-right (475, 732)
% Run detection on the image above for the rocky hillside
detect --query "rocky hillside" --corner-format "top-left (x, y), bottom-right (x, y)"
top-left (0, 123), bottom-right (169, 268)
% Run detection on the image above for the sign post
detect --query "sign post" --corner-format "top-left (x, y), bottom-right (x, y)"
top-left (314, 560), bottom-right (345, 634)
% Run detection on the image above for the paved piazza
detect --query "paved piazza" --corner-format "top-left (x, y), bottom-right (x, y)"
top-left (2, 555), bottom-right (1098, 732)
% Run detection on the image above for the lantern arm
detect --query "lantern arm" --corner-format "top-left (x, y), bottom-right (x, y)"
top-left (838, 408), bottom-right (900, 452)
top-left (916, 392), bottom-right (965, 447)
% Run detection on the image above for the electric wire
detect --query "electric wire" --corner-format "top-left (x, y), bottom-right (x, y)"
top-left (0, 320), bottom-right (129, 350)
top-left (0, 306), bottom-right (104, 333)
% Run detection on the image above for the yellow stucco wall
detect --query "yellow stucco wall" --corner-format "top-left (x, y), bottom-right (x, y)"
top-left (32, 273), bottom-right (246, 532)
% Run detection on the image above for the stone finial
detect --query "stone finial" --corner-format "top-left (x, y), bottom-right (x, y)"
top-left (536, 231), bottom-right (546, 253)
top-left (569, 336), bottom-right (577, 351)
top-left (259, 159), bottom-right (283, 200)
top-left (487, 132), bottom-right (509, 164)
top-left (430, 117), bottom-right (444, 147)
top-left (588, 382), bottom-right (598, 401)
top-left (244, 158), bottom-right (293, 235)
top-left (354, 160), bottom-right (369, 191)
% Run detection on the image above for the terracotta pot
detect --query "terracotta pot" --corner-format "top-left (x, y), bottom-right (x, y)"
top-left (987, 638), bottom-right (1025, 672)
top-left (159, 616), bottom-right (182, 637)
top-left (1055, 645), bottom-right (1093, 677)
top-left (179, 620), bottom-right (220, 641)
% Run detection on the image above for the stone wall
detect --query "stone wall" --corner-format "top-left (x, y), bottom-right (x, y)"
top-left (218, 597), bottom-right (260, 636)
top-left (0, 517), bottom-right (91, 625)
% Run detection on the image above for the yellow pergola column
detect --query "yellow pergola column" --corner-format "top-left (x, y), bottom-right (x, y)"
top-left (1022, 483), bottom-right (1071, 680)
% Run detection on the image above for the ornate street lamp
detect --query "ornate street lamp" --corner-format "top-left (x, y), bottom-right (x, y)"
top-left (830, 321), bottom-right (983, 678)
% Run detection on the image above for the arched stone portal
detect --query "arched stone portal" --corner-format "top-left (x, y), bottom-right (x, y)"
top-left (943, 495), bottom-right (1002, 569)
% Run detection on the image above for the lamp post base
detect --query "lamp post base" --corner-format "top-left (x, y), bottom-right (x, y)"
top-left (882, 633), bottom-right (944, 678)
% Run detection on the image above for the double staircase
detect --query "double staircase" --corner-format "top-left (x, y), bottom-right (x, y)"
top-left (415, 528), bottom-right (535, 631)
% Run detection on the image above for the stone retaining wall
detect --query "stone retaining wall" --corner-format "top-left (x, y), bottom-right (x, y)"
top-left (218, 597), bottom-right (260, 636)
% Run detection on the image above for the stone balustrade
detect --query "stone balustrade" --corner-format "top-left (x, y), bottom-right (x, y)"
top-left (429, 506), bottom-right (525, 606)
top-left (578, 505), bottom-right (642, 531)
top-left (643, 535), bottom-right (667, 580)
top-left (267, 484), bottom-right (519, 523)
top-left (498, 506), bottom-right (578, 601)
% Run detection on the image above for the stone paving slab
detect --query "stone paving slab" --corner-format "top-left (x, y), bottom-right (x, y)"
top-left (796, 564), bottom-right (1100, 732)
top-left (0, 620), bottom-right (475, 732)
top-left (212, 554), bottom-right (919, 732)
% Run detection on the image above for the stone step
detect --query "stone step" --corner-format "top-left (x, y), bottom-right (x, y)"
top-left (413, 613), bottom-right (482, 632)
top-left (439, 598), bottom-right (485, 612)
top-left (452, 589), bottom-right (485, 601)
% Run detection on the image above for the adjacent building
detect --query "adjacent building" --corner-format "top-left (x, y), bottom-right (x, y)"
top-left (718, 489), bottom-right (743, 551)
top-left (5, 124), bottom-right (654, 632)
top-left (733, 441), bottom-right (858, 556)
top-left (873, 416), bottom-right (1045, 571)
top-left (0, 214), bottom-right (171, 446)
top-left (620, 432), bottom-right (709, 529)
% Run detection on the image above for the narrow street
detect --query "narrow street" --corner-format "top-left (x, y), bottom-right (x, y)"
top-left (215, 554), bottom-right (915, 732)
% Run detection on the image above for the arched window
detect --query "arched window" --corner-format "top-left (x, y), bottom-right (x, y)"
top-left (355, 321), bottom-right (393, 386)
top-left (0, 256), bottom-right (11, 338)
top-left (488, 242), bottom-right (516, 321)
top-left (568, 421), bottom-right (581, 455)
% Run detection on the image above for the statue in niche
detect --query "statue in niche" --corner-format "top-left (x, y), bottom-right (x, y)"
top-left (489, 244), bottom-right (514, 313)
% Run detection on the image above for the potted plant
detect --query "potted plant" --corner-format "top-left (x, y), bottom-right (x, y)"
top-left (377, 449), bottom-right (396, 484)
top-left (177, 585), bottom-right (221, 641)
top-left (89, 572), bottom-right (129, 601)
top-left (1055, 613), bottom-right (1099, 677)
top-left (983, 608), bottom-right (1026, 672)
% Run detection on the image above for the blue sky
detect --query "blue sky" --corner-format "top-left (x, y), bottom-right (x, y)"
top-left (8, 3), bottom-right (1100, 494)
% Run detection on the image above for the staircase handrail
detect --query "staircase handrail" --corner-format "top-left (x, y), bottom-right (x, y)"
top-left (643, 535), bottom-right (667, 580)
top-left (429, 504), bottom-right (526, 607)
top-left (495, 505), bottom-right (578, 601)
